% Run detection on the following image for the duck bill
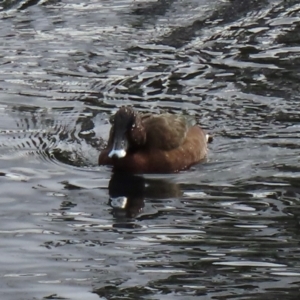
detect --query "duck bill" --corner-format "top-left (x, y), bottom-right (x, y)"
top-left (108, 131), bottom-right (129, 159)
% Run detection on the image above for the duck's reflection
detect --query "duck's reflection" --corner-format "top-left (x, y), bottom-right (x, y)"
top-left (108, 173), bottom-right (182, 218)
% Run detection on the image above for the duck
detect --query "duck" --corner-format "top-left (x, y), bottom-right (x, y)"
top-left (98, 106), bottom-right (212, 173)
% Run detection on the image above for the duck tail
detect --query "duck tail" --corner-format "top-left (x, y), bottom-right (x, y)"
top-left (206, 134), bottom-right (213, 144)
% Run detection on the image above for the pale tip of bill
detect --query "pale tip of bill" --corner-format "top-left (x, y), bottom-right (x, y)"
top-left (108, 149), bottom-right (127, 158)
top-left (110, 196), bottom-right (128, 209)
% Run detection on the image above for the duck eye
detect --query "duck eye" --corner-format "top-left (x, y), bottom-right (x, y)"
top-left (109, 114), bottom-right (115, 124)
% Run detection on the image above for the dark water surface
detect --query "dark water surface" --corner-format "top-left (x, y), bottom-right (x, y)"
top-left (1, 0), bottom-right (300, 299)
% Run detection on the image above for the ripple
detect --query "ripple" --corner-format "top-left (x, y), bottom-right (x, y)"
top-left (4, 273), bottom-right (47, 277)
top-left (271, 272), bottom-right (300, 276)
top-left (1, 1), bottom-right (300, 300)
top-left (214, 261), bottom-right (287, 267)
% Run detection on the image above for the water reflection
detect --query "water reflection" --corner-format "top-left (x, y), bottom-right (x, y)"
top-left (108, 172), bottom-right (182, 219)
top-left (2, 0), bottom-right (300, 299)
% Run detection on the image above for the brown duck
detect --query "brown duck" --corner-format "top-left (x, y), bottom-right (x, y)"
top-left (98, 106), bottom-right (212, 173)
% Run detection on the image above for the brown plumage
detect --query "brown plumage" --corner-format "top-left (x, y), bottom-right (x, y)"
top-left (98, 106), bottom-right (212, 173)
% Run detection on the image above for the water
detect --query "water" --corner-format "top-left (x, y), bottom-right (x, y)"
top-left (0, 0), bottom-right (300, 299)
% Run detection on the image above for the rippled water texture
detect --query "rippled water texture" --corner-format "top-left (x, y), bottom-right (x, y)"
top-left (1, 0), bottom-right (300, 299)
